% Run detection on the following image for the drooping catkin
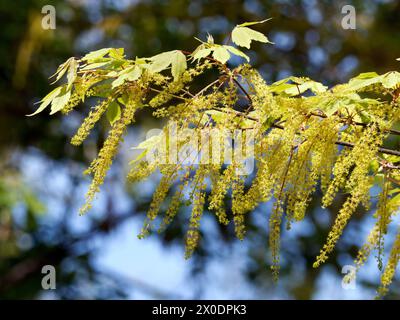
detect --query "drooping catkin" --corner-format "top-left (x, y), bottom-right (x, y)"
top-left (185, 165), bottom-right (208, 258)
top-left (71, 95), bottom-right (114, 146)
top-left (376, 229), bottom-right (400, 298)
top-left (79, 94), bottom-right (140, 214)
top-left (314, 124), bottom-right (384, 267)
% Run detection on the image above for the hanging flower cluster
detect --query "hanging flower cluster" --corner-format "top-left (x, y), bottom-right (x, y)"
top-left (31, 20), bottom-right (400, 298)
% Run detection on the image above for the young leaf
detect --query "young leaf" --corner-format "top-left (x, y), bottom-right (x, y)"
top-left (112, 65), bottom-right (142, 88)
top-left (345, 72), bottom-right (382, 92)
top-left (81, 48), bottom-right (113, 62)
top-left (381, 71), bottom-right (400, 89)
top-left (192, 48), bottom-right (212, 62)
top-left (212, 46), bottom-right (230, 64)
top-left (50, 86), bottom-right (71, 115)
top-left (149, 50), bottom-right (187, 80)
top-left (67, 58), bottom-right (78, 90)
top-left (80, 61), bottom-right (111, 71)
top-left (206, 33), bottom-right (214, 44)
top-left (389, 193), bottom-right (400, 211)
top-left (108, 48), bottom-right (125, 60)
top-left (149, 51), bottom-right (176, 73)
top-left (237, 18), bottom-right (272, 27)
top-left (284, 80), bottom-right (327, 96)
top-left (27, 86), bottom-right (62, 116)
top-left (171, 50), bottom-right (187, 80)
top-left (106, 101), bottom-right (121, 125)
top-left (205, 109), bottom-right (227, 124)
top-left (50, 57), bottom-right (74, 84)
top-left (232, 25), bottom-right (270, 49)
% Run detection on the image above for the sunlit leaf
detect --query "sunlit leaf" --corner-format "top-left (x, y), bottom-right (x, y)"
top-left (50, 86), bottom-right (71, 115)
top-left (67, 58), bottom-right (78, 90)
top-left (232, 25), bottom-right (270, 49)
top-left (80, 61), bottom-right (111, 71)
top-left (237, 18), bottom-right (272, 27)
top-left (27, 86), bottom-right (62, 116)
top-left (171, 50), bottom-right (187, 80)
top-left (212, 46), bottom-right (230, 64)
top-left (149, 50), bottom-right (187, 79)
top-left (81, 48), bottom-right (113, 62)
top-left (381, 71), bottom-right (400, 89)
top-left (192, 48), bottom-right (212, 62)
top-left (112, 65), bottom-right (142, 88)
top-left (106, 101), bottom-right (121, 125)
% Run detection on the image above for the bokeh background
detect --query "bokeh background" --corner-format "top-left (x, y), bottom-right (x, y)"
top-left (1, 0), bottom-right (400, 299)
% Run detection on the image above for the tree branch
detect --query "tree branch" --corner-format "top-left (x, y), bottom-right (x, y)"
top-left (211, 107), bottom-right (400, 157)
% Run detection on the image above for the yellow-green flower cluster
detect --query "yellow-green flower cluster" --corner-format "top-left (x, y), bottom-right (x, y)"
top-left (377, 230), bottom-right (400, 298)
top-left (314, 124), bottom-right (384, 267)
top-left (80, 92), bottom-right (141, 214)
top-left (70, 95), bottom-right (114, 146)
top-left (185, 165), bottom-right (207, 258)
top-left (40, 45), bottom-right (400, 297)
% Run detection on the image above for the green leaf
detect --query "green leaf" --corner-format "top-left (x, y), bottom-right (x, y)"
top-left (389, 188), bottom-right (400, 196)
top-left (171, 51), bottom-right (187, 80)
top-left (354, 72), bottom-right (379, 79)
top-left (389, 193), bottom-right (400, 211)
top-left (149, 50), bottom-right (187, 79)
top-left (80, 61), bottom-right (111, 71)
top-left (106, 101), bottom-right (121, 125)
top-left (269, 79), bottom-right (294, 94)
top-left (212, 46), bottom-right (230, 64)
top-left (112, 65), bottom-right (142, 88)
top-left (237, 18), bottom-right (272, 27)
top-left (206, 33), bottom-right (214, 44)
top-left (108, 48), bottom-right (125, 60)
top-left (192, 48), bottom-right (212, 62)
top-left (223, 45), bottom-right (250, 62)
top-left (269, 77), bottom-right (327, 96)
top-left (50, 58), bottom-right (71, 84)
top-left (262, 116), bottom-right (277, 131)
top-left (50, 86), bottom-right (71, 115)
top-left (381, 71), bottom-right (400, 89)
top-left (231, 26), bottom-right (270, 49)
top-left (149, 51), bottom-right (175, 73)
top-left (284, 81), bottom-right (327, 96)
top-left (27, 86), bottom-right (62, 116)
top-left (67, 58), bottom-right (78, 90)
top-left (117, 94), bottom-right (129, 105)
top-left (345, 72), bottom-right (382, 92)
top-left (81, 48), bottom-right (113, 62)
top-left (205, 110), bottom-right (227, 123)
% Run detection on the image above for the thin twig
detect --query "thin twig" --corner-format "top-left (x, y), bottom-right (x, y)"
top-left (309, 111), bottom-right (400, 136)
top-left (232, 77), bottom-right (253, 106)
top-left (211, 107), bottom-right (400, 157)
